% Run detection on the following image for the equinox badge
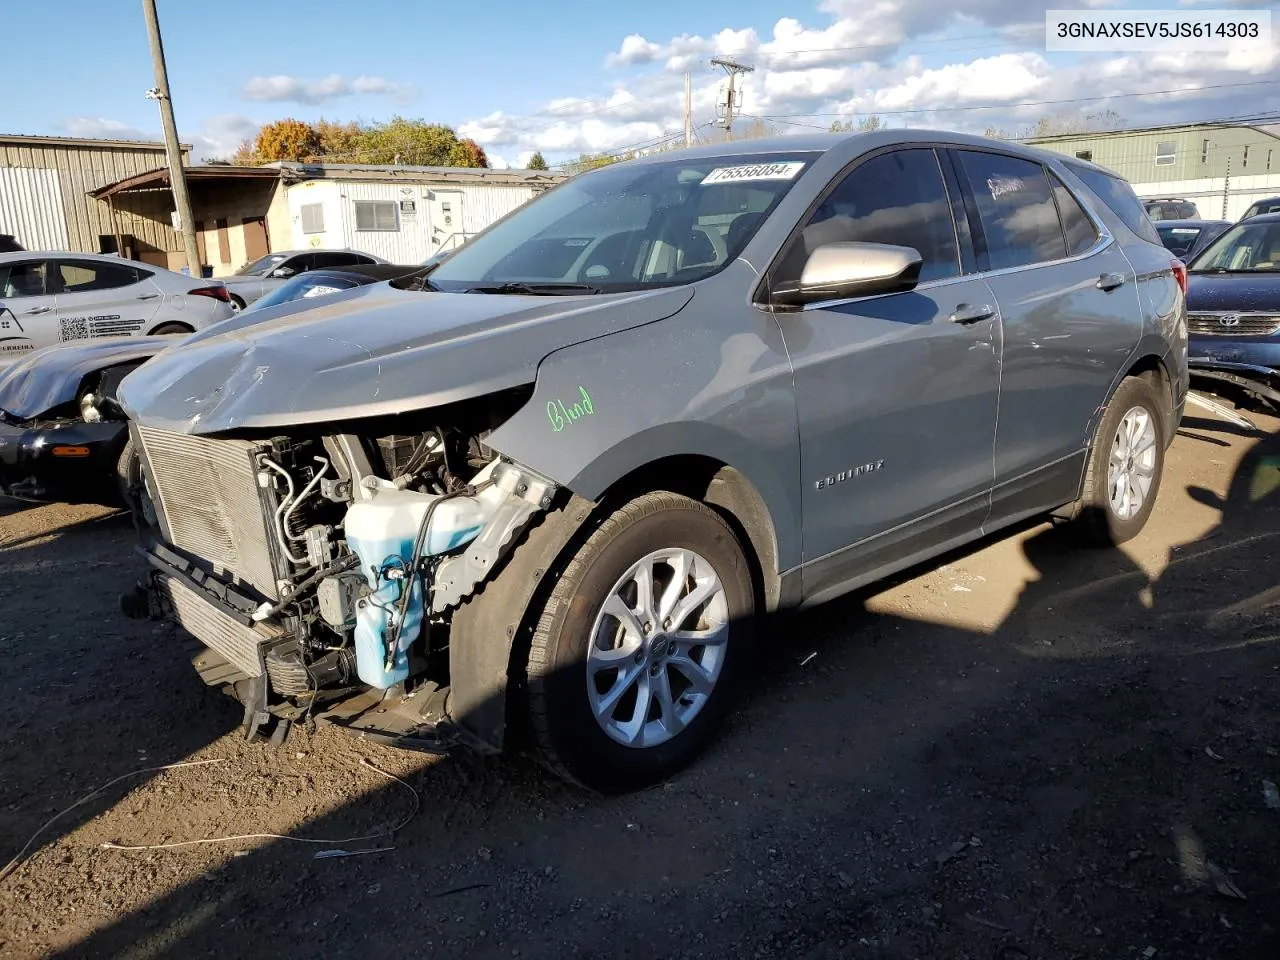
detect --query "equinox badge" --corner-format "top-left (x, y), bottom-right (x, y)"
top-left (815, 460), bottom-right (885, 490)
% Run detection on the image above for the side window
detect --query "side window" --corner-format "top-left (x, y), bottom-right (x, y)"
top-left (0, 260), bottom-right (50, 298)
top-left (779, 148), bottom-right (960, 285)
top-left (1049, 172), bottom-right (1100, 256)
top-left (312, 251), bottom-right (358, 268)
top-left (284, 254), bottom-right (315, 274)
top-left (1064, 163), bottom-right (1162, 244)
top-left (57, 260), bottom-right (143, 293)
top-left (953, 151), bottom-right (1066, 270)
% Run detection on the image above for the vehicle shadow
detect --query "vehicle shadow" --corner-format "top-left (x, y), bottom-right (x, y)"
top-left (7, 426), bottom-right (1280, 959)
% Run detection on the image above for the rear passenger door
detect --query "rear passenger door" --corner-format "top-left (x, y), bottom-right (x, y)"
top-left (53, 258), bottom-right (162, 341)
top-left (948, 149), bottom-right (1143, 521)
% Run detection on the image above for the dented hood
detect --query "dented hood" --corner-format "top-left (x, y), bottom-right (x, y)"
top-left (0, 336), bottom-right (175, 420)
top-left (118, 281), bottom-right (694, 435)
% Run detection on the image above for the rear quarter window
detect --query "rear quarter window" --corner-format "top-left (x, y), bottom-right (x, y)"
top-left (1065, 164), bottom-right (1162, 245)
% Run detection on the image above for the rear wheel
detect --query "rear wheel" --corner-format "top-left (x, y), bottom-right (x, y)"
top-left (526, 492), bottom-right (754, 793)
top-left (1069, 374), bottom-right (1168, 546)
top-left (149, 322), bottom-right (193, 336)
top-left (229, 295), bottom-right (246, 313)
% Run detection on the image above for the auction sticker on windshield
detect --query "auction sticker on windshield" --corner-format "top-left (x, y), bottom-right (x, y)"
top-left (702, 162), bottom-right (806, 185)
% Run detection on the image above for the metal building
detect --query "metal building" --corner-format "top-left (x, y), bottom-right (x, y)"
top-left (0, 134), bottom-right (190, 258)
top-left (1026, 123), bottom-right (1280, 220)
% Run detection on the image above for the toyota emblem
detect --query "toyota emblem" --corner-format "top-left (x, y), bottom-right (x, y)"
top-left (1218, 314), bottom-right (1241, 327)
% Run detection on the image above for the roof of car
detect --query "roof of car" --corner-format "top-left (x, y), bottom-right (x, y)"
top-left (308, 264), bottom-right (422, 281)
top-left (1240, 211), bottom-right (1280, 223)
top-left (0, 250), bottom-right (157, 266)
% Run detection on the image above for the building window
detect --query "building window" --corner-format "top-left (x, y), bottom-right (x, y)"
top-left (355, 201), bottom-right (399, 232)
top-left (1243, 145), bottom-right (1249, 169)
top-left (1155, 141), bottom-right (1176, 166)
top-left (1074, 150), bottom-right (1092, 161)
top-left (1202, 139), bottom-right (1210, 163)
top-left (300, 203), bottom-right (325, 235)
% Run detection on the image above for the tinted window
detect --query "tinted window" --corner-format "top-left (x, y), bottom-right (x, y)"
top-left (0, 260), bottom-right (49, 298)
top-left (57, 260), bottom-right (144, 292)
top-left (282, 254), bottom-right (315, 274)
top-left (313, 251), bottom-right (364, 268)
top-left (955, 151), bottom-right (1065, 270)
top-left (778, 149), bottom-right (959, 284)
top-left (1050, 173), bottom-right (1099, 256)
top-left (1065, 163), bottom-right (1162, 244)
top-left (1156, 224), bottom-right (1202, 258)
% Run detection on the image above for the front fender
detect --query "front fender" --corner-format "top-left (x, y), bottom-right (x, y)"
top-left (484, 282), bottom-right (802, 570)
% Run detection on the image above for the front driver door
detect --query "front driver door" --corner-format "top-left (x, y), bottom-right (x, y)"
top-left (772, 147), bottom-right (1002, 601)
top-left (0, 258), bottom-right (57, 360)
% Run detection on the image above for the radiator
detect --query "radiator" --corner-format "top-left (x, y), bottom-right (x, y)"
top-left (136, 424), bottom-right (280, 599)
top-left (156, 575), bottom-right (280, 678)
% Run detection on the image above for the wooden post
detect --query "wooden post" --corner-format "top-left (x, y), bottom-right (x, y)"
top-left (107, 194), bottom-right (124, 257)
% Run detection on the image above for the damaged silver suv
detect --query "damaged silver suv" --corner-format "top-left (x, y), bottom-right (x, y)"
top-left (118, 130), bottom-right (1188, 792)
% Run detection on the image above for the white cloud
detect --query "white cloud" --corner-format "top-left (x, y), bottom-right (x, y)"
top-left (240, 73), bottom-right (415, 105)
top-left (461, 0), bottom-right (1279, 159)
top-left (60, 117), bottom-right (153, 141)
top-left (59, 114), bottom-right (261, 163)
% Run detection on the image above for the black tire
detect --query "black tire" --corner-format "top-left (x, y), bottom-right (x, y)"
top-left (149, 322), bottom-right (193, 336)
top-left (1069, 374), bottom-right (1169, 547)
top-left (229, 295), bottom-right (246, 313)
top-left (526, 492), bottom-right (754, 793)
top-left (116, 436), bottom-right (159, 532)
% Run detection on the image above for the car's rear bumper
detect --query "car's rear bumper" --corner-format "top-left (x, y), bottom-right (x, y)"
top-left (1189, 358), bottom-right (1280, 406)
top-left (0, 416), bottom-right (129, 503)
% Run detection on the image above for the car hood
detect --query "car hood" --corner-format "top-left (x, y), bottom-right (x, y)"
top-left (1185, 272), bottom-right (1280, 313)
top-left (118, 281), bottom-right (695, 436)
top-left (0, 336), bottom-right (175, 420)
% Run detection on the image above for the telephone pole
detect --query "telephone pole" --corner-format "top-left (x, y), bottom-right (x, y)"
top-left (683, 71), bottom-right (693, 148)
top-left (711, 57), bottom-right (754, 139)
top-left (141, 0), bottom-right (201, 276)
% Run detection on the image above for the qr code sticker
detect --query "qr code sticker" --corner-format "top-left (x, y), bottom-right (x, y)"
top-left (60, 316), bottom-right (89, 342)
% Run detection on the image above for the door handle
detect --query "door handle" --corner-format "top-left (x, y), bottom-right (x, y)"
top-left (136, 292), bottom-right (162, 300)
top-left (1097, 272), bottom-right (1127, 292)
top-left (949, 303), bottom-right (996, 325)
top-left (24, 306), bottom-right (51, 315)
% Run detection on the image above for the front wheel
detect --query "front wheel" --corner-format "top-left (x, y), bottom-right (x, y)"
top-left (526, 492), bottom-right (755, 793)
top-left (149, 322), bottom-right (193, 336)
top-left (1068, 374), bottom-right (1168, 546)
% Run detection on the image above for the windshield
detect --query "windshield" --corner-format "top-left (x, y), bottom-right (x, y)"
top-left (1189, 220), bottom-right (1280, 272)
top-left (427, 152), bottom-right (817, 293)
top-left (235, 253), bottom-right (290, 277)
top-left (1156, 225), bottom-right (1203, 258)
top-left (245, 273), bottom-right (362, 312)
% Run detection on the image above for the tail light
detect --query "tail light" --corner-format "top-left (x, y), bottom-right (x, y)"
top-left (188, 285), bottom-right (230, 303)
top-left (1171, 259), bottom-right (1187, 295)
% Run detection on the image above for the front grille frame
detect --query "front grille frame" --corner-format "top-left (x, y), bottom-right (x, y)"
top-left (132, 423), bottom-right (286, 601)
top-left (155, 573), bottom-right (281, 678)
top-left (1187, 312), bottom-right (1280, 337)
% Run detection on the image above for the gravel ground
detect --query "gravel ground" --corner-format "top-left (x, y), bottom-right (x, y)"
top-left (1, 410), bottom-right (1278, 960)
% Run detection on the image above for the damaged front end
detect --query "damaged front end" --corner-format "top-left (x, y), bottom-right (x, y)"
top-left (123, 393), bottom-right (563, 751)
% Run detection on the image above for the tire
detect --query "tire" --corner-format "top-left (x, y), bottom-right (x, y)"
top-left (526, 492), bottom-right (754, 793)
top-left (150, 322), bottom-right (193, 336)
top-left (116, 436), bottom-right (159, 531)
top-left (1069, 374), bottom-right (1168, 547)
top-left (229, 295), bottom-right (246, 313)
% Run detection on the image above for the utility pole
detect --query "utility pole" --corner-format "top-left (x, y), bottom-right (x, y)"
top-left (1222, 155), bottom-right (1231, 220)
top-left (711, 57), bottom-right (754, 139)
top-left (684, 71), bottom-right (693, 148)
top-left (141, 0), bottom-right (201, 276)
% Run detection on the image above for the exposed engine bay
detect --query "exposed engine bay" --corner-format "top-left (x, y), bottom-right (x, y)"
top-left (125, 394), bottom-right (560, 749)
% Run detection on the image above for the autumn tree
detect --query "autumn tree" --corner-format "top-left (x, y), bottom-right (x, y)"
top-left (447, 138), bottom-right (489, 168)
top-left (252, 118), bottom-right (321, 162)
top-left (527, 151), bottom-right (549, 170)
top-left (314, 118), bottom-right (363, 161)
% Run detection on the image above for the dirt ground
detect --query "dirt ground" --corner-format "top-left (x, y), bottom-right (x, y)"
top-left (1, 409), bottom-right (1279, 960)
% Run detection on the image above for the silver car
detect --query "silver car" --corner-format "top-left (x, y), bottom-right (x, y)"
top-left (0, 251), bottom-right (234, 366)
top-left (220, 249), bottom-right (388, 311)
top-left (120, 129), bottom-right (1188, 792)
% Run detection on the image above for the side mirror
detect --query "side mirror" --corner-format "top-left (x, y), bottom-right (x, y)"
top-left (271, 266), bottom-right (296, 279)
top-left (772, 241), bottom-right (923, 307)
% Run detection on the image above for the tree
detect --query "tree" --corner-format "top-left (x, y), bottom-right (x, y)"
top-left (527, 151), bottom-right (549, 171)
top-left (830, 114), bottom-right (885, 133)
top-left (251, 118), bottom-right (321, 162)
top-left (563, 151), bottom-right (627, 175)
top-left (354, 117), bottom-right (466, 166)
top-left (447, 138), bottom-right (489, 168)
top-left (314, 118), bottom-right (363, 161)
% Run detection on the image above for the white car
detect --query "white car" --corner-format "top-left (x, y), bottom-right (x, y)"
top-left (0, 251), bottom-right (234, 365)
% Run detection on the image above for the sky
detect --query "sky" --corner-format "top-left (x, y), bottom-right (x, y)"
top-left (5, 0), bottom-right (1278, 168)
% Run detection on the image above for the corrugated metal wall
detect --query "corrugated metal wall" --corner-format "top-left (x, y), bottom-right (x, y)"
top-left (1032, 126), bottom-right (1280, 183)
top-left (0, 139), bottom-right (175, 254)
top-left (0, 167), bottom-right (70, 248)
